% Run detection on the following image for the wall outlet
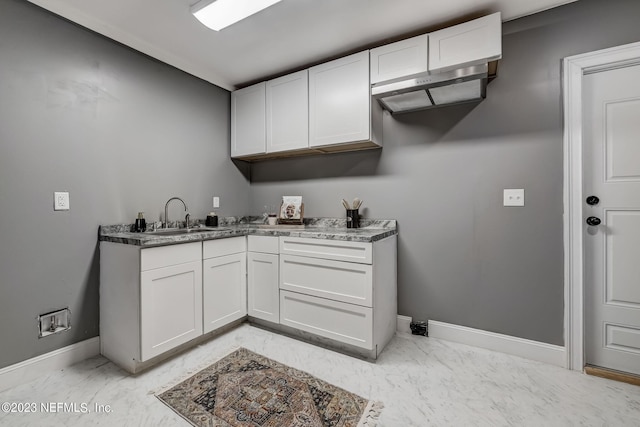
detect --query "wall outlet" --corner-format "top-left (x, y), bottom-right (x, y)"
top-left (54, 191), bottom-right (70, 211)
top-left (503, 189), bottom-right (525, 207)
top-left (38, 308), bottom-right (71, 338)
top-left (213, 196), bottom-right (220, 209)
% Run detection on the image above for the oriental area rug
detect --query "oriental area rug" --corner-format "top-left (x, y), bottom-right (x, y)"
top-left (155, 348), bottom-right (382, 427)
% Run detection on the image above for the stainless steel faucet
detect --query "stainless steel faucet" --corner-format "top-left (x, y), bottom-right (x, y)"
top-left (164, 197), bottom-right (188, 229)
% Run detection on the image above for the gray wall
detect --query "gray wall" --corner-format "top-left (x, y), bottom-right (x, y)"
top-left (250, 0), bottom-right (640, 346)
top-left (2, 0), bottom-right (639, 370)
top-left (0, 0), bottom-right (249, 369)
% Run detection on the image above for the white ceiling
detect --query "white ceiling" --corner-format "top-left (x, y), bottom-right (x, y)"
top-left (28, 0), bottom-right (577, 91)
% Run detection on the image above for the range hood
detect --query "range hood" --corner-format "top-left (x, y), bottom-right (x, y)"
top-left (371, 63), bottom-right (489, 114)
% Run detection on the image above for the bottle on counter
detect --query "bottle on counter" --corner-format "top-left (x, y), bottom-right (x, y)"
top-left (135, 212), bottom-right (146, 232)
top-left (206, 211), bottom-right (218, 227)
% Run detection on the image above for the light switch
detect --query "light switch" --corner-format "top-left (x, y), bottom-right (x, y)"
top-left (54, 192), bottom-right (70, 211)
top-left (503, 189), bottom-right (524, 207)
top-left (213, 196), bottom-right (220, 208)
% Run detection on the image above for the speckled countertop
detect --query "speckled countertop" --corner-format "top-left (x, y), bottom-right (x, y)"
top-left (99, 217), bottom-right (397, 248)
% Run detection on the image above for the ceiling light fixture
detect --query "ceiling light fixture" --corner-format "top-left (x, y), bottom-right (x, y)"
top-left (191, 0), bottom-right (282, 31)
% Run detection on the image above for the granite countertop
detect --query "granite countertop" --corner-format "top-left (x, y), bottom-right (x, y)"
top-left (99, 217), bottom-right (397, 248)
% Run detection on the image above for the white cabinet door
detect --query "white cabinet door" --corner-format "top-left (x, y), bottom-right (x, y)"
top-left (203, 252), bottom-right (247, 333)
top-left (231, 82), bottom-right (266, 157)
top-left (140, 260), bottom-right (203, 361)
top-left (266, 70), bottom-right (309, 153)
top-left (309, 51), bottom-right (371, 147)
top-left (247, 252), bottom-right (279, 323)
top-left (370, 34), bottom-right (429, 84)
top-left (429, 12), bottom-right (501, 73)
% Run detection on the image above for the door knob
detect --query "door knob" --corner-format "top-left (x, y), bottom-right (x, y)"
top-left (586, 216), bottom-right (601, 226)
top-left (586, 196), bottom-right (600, 206)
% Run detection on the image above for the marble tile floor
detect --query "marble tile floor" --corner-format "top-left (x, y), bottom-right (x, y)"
top-left (1, 324), bottom-right (639, 426)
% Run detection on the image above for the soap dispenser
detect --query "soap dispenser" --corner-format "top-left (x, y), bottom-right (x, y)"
top-left (135, 212), bottom-right (146, 232)
top-left (206, 211), bottom-right (218, 227)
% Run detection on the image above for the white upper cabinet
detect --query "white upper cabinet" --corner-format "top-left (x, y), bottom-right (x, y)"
top-left (231, 82), bottom-right (266, 158)
top-left (429, 12), bottom-right (502, 73)
top-left (370, 34), bottom-right (429, 84)
top-left (266, 70), bottom-right (309, 153)
top-left (309, 51), bottom-right (380, 148)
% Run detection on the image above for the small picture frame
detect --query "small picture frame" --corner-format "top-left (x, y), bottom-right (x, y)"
top-left (279, 196), bottom-right (304, 225)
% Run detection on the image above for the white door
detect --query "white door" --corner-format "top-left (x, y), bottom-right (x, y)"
top-left (203, 253), bottom-right (247, 333)
top-left (231, 82), bottom-right (266, 157)
top-left (140, 261), bottom-right (203, 361)
top-left (308, 51), bottom-right (370, 147)
top-left (266, 70), bottom-right (309, 153)
top-left (583, 63), bottom-right (640, 375)
top-left (247, 252), bottom-right (279, 322)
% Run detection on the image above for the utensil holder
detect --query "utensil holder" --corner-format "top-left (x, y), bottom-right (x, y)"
top-left (346, 209), bottom-right (359, 229)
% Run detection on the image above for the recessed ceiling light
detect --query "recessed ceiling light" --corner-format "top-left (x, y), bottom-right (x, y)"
top-left (191, 0), bottom-right (282, 31)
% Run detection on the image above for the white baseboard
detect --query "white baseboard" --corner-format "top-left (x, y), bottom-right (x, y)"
top-left (428, 320), bottom-right (567, 368)
top-left (0, 337), bottom-right (100, 393)
top-left (397, 315), bottom-right (412, 334)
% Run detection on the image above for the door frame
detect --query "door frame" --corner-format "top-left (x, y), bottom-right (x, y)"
top-left (563, 41), bottom-right (640, 371)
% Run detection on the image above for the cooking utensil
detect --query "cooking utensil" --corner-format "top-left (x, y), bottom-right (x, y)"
top-left (353, 198), bottom-right (362, 209)
top-left (341, 199), bottom-right (351, 209)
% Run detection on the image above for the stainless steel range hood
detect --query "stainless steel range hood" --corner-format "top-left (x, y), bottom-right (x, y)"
top-left (371, 63), bottom-right (489, 114)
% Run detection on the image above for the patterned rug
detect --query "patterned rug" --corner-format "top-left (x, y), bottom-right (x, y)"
top-left (155, 348), bottom-right (382, 427)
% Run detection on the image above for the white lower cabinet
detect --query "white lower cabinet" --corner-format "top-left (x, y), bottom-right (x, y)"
top-left (278, 235), bottom-right (397, 357)
top-left (203, 251), bottom-right (247, 333)
top-left (100, 238), bottom-right (247, 373)
top-left (247, 236), bottom-right (279, 323)
top-left (100, 233), bottom-right (397, 372)
top-left (140, 259), bottom-right (203, 361)
top-left (100, 241), bottom-right (204, 373)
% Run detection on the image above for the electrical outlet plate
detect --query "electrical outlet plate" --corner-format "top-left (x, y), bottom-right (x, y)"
top-left (213, 196), bottom-right (220, 208)
top-left (38, 308), bottom-right (71, 338)
top-left (54, 191), bottom-right (70, 211)
top-left (503, 189), bottom-right (525, 207)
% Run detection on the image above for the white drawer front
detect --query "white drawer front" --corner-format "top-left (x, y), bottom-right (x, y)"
top-left (280, 291), bottom-right (372, 350)
top-left (279, 236), bottom-right (371, 264)
top-left (141, 242), bottom-right (201, 271)
top-left (280, 255), bottom-right (372, 307)
top-left (248, 235), bottom-right (279, 254)
top-left (203, 236), bottom-right (246, 259)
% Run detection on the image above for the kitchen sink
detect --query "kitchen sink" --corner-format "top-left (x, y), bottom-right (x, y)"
top-left (144, 227), bottom-right (226, 236)
top-left (255, 225), bottom-right (305, 230)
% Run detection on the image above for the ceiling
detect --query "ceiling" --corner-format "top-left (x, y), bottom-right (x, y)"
top-left (27, 0), bottom-right (577, 91)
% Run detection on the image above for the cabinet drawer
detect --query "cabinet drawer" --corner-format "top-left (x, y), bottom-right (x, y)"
top-left (248, 235), bottom-right (279, 254)
top-left (141, 242), bottom-right (201, 271)
top-left (280, 291), bottom-right (372, 350)
top-left (279, 236), bottom-right (371, 264)
top-left (203, 237), bottom-right (246, 259)
top-left (280, 255), bottom-right (372, 307)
